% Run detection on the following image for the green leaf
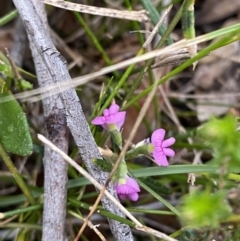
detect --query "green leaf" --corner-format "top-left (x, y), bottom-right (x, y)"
top-left (0, 63), bottom-right (11, 76)
top-left (125, 143), bottom-right (153, 160)
top-left (140, 0), bottom-right (173, 45)
top-left (0, 91), bottom-right (33, 156)
top-left (136, 176), bottom-right (181, 216)
top-left (0, 51), bottom-right (13, 78)
top-left (16, 78), bottom-right (33, 90)
top-left (94, 158), bottom-right (113, 172)
top-left (140, 176), bottom-right (171, 195)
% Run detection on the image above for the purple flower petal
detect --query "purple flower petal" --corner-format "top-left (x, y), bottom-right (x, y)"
top-left (149, 128), bottom-right (176, 166)
top-left (126, 177), bottom-right (140, 192)
top-left (115, 112), bottom-right (126, 129)
top-left (103, 109), bottom-right (109, 116)
top-left (162, 137), bottom-right (175, 147)
top-left (128, 192), bottom-right (139, 201)
top-left (105, 112), bottom-right (126, 125)
top-left (91, 104), bottom-right (126, 130)
top-left (163, 148), bottom-right (175, 157)
top-left (151, 129), bottom-right (165, 146)
top-left (91, 116), bottom-right (106, 125)
top-left (116, 181), bottom-right (138, 194)
top-left (152, 149), bottom-right (169, 166)
top-left (115, 176), bottom-right (140, 201)
top-left (116, 184), bottom-right (133, 194)
top-left (109, 104), bottom-right (120, 114)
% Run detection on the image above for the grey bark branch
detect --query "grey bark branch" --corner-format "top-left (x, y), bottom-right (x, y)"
top-left (12, 1), bottom-right (69, 241)
top-left (12, 0), bottom-right (134, 240)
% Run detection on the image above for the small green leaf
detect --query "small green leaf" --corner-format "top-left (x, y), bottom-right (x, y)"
top-left (0, 91), bottom-right (33, 156)
top-left (140, 0), bottom-right (173, 45)
top-left (93, 158), bottom-right (113, 172)
top-left (125, 143), bottom-right (153, 160)
top-left (16, 78), bottom-right (33, 91)
top-left (140, 177), bottom-right (171, 195)
top-left (0, 51), bottom-right (13, 79)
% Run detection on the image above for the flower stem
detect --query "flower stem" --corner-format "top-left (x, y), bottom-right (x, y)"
top-left (0, 10), bottom-right (18, 27)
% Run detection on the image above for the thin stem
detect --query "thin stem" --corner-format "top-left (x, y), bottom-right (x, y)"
top-left (2, 222), bottom-right (41, 230)
top-left (73, 11), bottom-right (119, 78)
top-left (124, 0), bottom-right (144, 44)
top-left (0, 204), bottom-right (42, 219)
top-left (136, 177), bottom-right (181, 217)
top-left (155, 1), bottom-right (184, 49)
top-left (0, 10), bottom-right (18, 27)
top-left (100, 48), bottom-right (145, 113)
top-left (68, 210), bottom-right (107, 241)
top-left (123, 1), bottom-right (184, 105)
top-left (0, 142), bottom-right (35, 204)
top-left (69, 198), bottom-right (135, 227)
top-left (123, 30), bottom-right (240, 110)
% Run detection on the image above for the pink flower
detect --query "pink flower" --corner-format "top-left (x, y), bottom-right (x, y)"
top-left (91, 104), bottom-right (126, 130)
top-left (151, 129), bottom-right (175, 166)
top-left (114, 176), bottom-right (140, 201)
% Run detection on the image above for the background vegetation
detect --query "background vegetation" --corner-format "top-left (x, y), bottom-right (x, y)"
top-left (1, 0), bottom-right (240, 240)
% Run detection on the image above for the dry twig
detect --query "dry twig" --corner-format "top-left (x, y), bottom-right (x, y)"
top-left (143, 4), bottom-right (173, 48)
top-left (42, 0), bottom-right (149, 22)
top-left (68, 210), bottom-right (107, 241)
top-left (0, 38), bottom-right (191, 104)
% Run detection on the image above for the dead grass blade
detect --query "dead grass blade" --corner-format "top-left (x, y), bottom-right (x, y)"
top-left (41, 0), bottom-right (149, 22)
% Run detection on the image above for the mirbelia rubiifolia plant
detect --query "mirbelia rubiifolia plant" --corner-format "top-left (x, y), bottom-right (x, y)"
top-left (91, 102), bottom-right (175, 201)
